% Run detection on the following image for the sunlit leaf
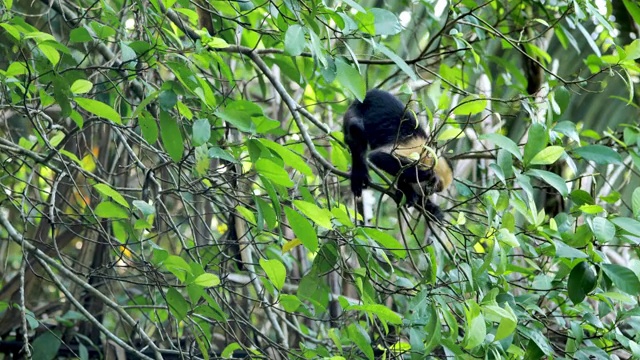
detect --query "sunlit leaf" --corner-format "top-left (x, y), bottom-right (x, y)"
top-left (75, 98), bottom-right (122, 124)
top-left (453, 95), bottom-right (487, 116)
top-left (70, 79), bottom-right (93, 94)
top-left (529, 146), bottom-right (564, 165)
top-left (284, 206), bottom-right (318, 252)
top-left (293, 200), bottom-right (332, 229)
top-left (94, 183), bottom-right (129, 209)
top-left (259, 258), bottom-right (286, 292)
top-left (284, 24), bottom-right (306, 56)
top-left (193, 273), bottom-right (221, 287)
top-left (95, 201), bottom-right (129, 219)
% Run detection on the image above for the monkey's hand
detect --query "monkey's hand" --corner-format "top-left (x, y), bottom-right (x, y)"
top-left (349, 170), bottom-right (371, 197)
top-left (401, 168), bottom-right (440, 194)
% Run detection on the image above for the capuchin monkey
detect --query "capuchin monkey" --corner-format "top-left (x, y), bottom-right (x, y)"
top-left (343, 89), bottom-right (453, 218)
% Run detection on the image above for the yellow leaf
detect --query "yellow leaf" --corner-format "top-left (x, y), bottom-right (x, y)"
top-left (282, 238), bottom-right (302, 253)
top-left (120, 246), bottom-right (132, 258)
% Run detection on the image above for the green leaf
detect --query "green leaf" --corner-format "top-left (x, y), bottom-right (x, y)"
top-left (591, 217), bottom-right (615, 243)
top-left (554, 120), bottom-right (580, 143)
top-left (215, 110), bottom-right (254, 133)
top-left (602, 264), bottom-right (640, 295)
top-left (351, 303), bottom-right (402, 325)
top-left (554, 240), bottom-right (588, 259)
top-left (347, 324), bottom-right (374, 360)
top-left (463, 301), bottom-right (486, 349)
top-left (191, 118), bottom-right (211, 147)
top-left (256, 197), bottom-right (277, 230)
top-left (236, 205), bottom-right (256, 225)
top-left (570, 189), bottom-right (595, 206)
top-left (284, 24), bottom-right (306, 56)
top-left (94, 184), bottom-right (129, 209)
top-left (70, 79), bottom-right (93, 94)
top-left (75, 97), bottom-right (122, 124)
top-left (158, 89), bottom-right (177, 111)
top-left (138, 112), bottom-right (159, 144)
top-left (521, 327), bottom-right (554, 356)
top-left (284, 206), bottom-right (318, 252)
top-left (194, 145), bottom-right (209, 176)
top-left (376, 43), bottom-right (418, 81)
top-left (279, 294), bottom-right (302, 312)
top-left (526, 169), bottom-right (568, 197)
top-left (37, 42), bottom-right (60, 65)
top-left (530, 146), bottom-right (565, 165)
top-left (331, 206), bottom-right (355, 228)
top-left (423, 304), bottom-right (441, 353)
top-left (341, 0), bottom-right (365, 12)
top-left (120, 41), bottom-right (137, 64)
top-left (221, 343), bottom-right (242, 359)
top-left (293, 200), bottom-right (332, 229)
top-left (369, 8), bottom-right (401, 35)
top-left (624, 39), bottom-right (640, 60)
top-left (611, 217), bottom-right (640, 239)
top-left (482, 302), bottom-right (517, 341)
top-left (31, 331), bottom-right (62, 360)
top-left (132, 200), bottom-right (155, 216)
top-left (572, 145), bottom-right (622, 165)
top-left (362, 228), bottom-right (407, 258)
top-left (131, 89), bottom-right (159, 119)
top-left (95, 201), bottom-right (129, 219)
top-left (255, 158), bottom-right (294, 187)
top-left (208, 146), bottom-right (237, 163)
top-left (159, 110), bottom-right (184, 162)
top-left (494, 303), bottom-right (517, 341)
top-left (297, 272), bottom-right (329, 311)
top-left (453, 95), bottom-right (487, 116)
top-left (354, 11), bottom-right (375, 35)
top-left (479, 133), bottom-right (522, 161)
top-left (630, 341), bottom-right (640, 359)
top-left (567, 261), bottom-right (597, 304)
top-left (163, 255), bottom-right (192, 283)
top-left (336, 58), bottom-right (366, 101)
top-left (259, 258), bottom-right (286, 292)
top-left (632, 187), bottom-right (640, 218)
top-left (166, 287), bottom-right (189, 321)
top-left (496, 228), bottom-right (519, 247)
top-left (623, 1), bottom-right (640, 35)
top-left (0, 23), bottom-right (19, 40)
top-left (523, 123), bottom-right (548, 165)
top-left (259, 139), bottom-right (313, 176)
top-left (193, 273), bottom-right (220, 287)
top-left (206, 37), bottom-right (229, 48)
top-left (69, 27), bottom-right (92, 42)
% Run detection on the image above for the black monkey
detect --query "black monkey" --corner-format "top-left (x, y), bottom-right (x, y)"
top-left (343, 89), bottom-right (453, 218)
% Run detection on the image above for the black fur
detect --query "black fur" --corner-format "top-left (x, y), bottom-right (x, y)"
top-left (343, 89), bottom-right (446, 216)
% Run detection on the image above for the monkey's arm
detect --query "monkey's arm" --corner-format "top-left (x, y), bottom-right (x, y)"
top-left (344, 109), bottom-right (370, 196)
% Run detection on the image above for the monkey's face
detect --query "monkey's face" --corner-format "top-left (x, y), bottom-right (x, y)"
top-left (409, 172), bottom-right (440, 197)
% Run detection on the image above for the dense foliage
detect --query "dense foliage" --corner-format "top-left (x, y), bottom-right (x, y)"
top-left (1, 0), bottom-right (640, 359)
